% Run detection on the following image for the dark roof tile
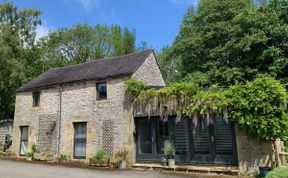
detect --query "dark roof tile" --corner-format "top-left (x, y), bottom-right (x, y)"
top-left (17, 49), bottom-right (153, 92)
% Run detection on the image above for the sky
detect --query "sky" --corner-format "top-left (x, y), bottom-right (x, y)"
top-left (11, 0), bottom-right (198, 51)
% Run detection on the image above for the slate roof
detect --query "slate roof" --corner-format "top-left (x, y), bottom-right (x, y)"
top-left (17, 49), bottom-right (154, 92)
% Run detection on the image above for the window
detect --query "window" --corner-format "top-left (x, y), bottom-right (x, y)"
top-left (96, 82), bottom-right (107, 100)
top-left (32, 91), bottom-right (40, 107)
top-left (20, 126), bottom-right (28, 156)
top-left (73, 123), bottom-right (87, 159)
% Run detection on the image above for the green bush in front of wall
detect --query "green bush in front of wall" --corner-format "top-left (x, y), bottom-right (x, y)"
top-left (265, 167), bottom-right (288, 178)
top-left (125, 76), bottom-right (288, 141)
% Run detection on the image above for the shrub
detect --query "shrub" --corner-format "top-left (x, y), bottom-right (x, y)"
top-left (26, 151), bottom-right (33, 157)
top-left (265, 167), bottom-right (288, 178)
top-left (31, 143), bottom-right (38, 153)
top-left (60, 152), bottom-right (67, 159)
top-left (115, 149), bottom-right (128, 161)
top-left (94, 149), bottom-right (108, 161)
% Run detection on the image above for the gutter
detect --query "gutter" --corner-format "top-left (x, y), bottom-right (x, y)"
top-left (57, 85), bottom-right (63, 156)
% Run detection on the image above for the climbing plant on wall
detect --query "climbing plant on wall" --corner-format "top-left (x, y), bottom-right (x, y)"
top-left (125, 76), bottom-right (288, 141)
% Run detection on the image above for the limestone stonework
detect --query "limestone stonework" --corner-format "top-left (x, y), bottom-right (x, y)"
top-left (235, 125), bottom-right (275, 173)
top-left (132, 53), bottom-right (165, 86)
top-left (12, 53), bottom-right (164, 167)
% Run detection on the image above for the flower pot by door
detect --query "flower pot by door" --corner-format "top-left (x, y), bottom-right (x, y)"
top-left (168, 159), bottom-right (175, 168)
top-left (259, 167), bottom-right (271, 178)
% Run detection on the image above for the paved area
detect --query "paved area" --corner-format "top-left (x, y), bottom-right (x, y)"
top-left (0, 160), bottom-right (234, 178)
top-left (0, 160), bottom-right (183, 178)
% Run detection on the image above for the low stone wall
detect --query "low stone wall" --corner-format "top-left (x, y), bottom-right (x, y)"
top-left (235, 125), bottom-right (275, 173)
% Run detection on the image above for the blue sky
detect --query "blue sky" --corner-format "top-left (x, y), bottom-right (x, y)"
top-left (11, 0), bottom-right (198, 50)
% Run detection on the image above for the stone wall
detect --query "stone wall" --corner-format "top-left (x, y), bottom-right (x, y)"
top-left (132, 53), bottom-right (166, 86)
top-left (12, 53), bottom-right (165, 166)
top-left (235, 125), bottom-right (274, 173)
top-left (59, 77), bottom-right (134, 162)
top-left (12, 87), bottom-right (60, 155)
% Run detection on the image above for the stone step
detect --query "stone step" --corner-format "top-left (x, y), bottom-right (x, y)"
top-left (133, 163), bottom-right (239, 176)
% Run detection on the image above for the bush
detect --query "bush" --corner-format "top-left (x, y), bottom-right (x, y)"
top-left (94, 149), bottom-right (108, 160)
top-left (60, 152), bottom-right (67, 159)
top-left (31, 143), bottom-right (38, 153)
top-left (265, 167), bottom-right (288, 178)
top-left (26, 151), bottom-right (33, 157)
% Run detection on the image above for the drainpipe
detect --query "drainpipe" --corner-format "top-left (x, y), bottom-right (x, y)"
top-left (57, 85), bottom-right (63, 156)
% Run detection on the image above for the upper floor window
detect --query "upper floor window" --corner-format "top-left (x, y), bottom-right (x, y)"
top-left (96, 82), bottom-right (107, 100)
top-left (32, 91), bottom-right (40, 107)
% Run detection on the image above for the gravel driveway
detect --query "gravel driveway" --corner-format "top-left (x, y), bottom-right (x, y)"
top-left (0, 160), bottom-right (235, 178)
top-left (0, 160), bottom-right (184, 178)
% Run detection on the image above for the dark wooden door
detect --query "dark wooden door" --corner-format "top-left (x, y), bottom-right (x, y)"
top-left (135, 117), bottom-right (238, 166)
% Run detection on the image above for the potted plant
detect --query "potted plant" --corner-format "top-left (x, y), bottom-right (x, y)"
top-left (59, 152), bottom-right (68, 163)
top-left (26, 151), bottom-right (33, 161)
top-left (89, 148), bottom-right (109, 167)
top-left (164, 143), bottom-right (175, 168)
top-left (259, 166), bottom-right (271, 177)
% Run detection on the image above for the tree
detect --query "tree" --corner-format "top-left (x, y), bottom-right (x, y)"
top-left (0, 2), bottom-right (41, 119)
top-left (161, 0), bottom-right (288, 87)
top-left (40, 23), bottom-right (136, 67)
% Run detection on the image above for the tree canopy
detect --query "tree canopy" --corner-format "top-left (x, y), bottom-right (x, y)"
top-left (159, 0), bottom-right (288, 87)
top-left (40, 24), bottom-right (136, 66)
top-left (0, 2), bottom-right (41, 119)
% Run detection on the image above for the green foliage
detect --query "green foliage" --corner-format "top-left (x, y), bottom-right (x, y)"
top-left (60, 152), bottom-right (67, 159)
top-left (159, 0), bottom-right (288, 88)
top-left (41, 23), bottom-right (136, 65)
top-left (94, 149), bottom-right (108, 161)
top-left (125, 78), bottom-right (150, 101)
top-left (227, 77), bottom-right (288, 140)
top-left (164, 143), bottom-right (175, 157)
top-left (26, 151), bottom-right (33, 158)
top-left (0, 2), bottom-right (41, 120)
top-left (126, 76), bottom-right (288, 140)
top-left (265, 167), bottom-right (288, 178)
top-left (31, 143), bottom-right (38, 153)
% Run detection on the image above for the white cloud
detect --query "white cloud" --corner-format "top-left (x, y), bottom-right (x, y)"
top-left (35, 22), bottom-right (53, 41)
top-left (64, 0), bottom-right (101, 12)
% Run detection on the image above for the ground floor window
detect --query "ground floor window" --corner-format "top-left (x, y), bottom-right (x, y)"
top-left (73, 122), bottom-right (87, 159)
top-left (19, 126), bottom-right (28, 156)
top-left (135, 117), bottom-right (238, 165)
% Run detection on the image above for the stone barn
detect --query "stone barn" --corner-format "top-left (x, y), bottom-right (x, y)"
top-left (12, 49), bottom-right (276, 174)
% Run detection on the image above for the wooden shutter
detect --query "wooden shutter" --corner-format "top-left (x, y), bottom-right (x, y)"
top-left (214, 119), bottom-right (233, 155)
top-left (174, 119), bottom-right (189, 155)
top-left (193, 119), bottom-right (211, 154)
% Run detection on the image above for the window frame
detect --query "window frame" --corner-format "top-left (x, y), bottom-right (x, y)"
top-left (96, 82), bottom-right (107, 100)
top-left (73, 122), bottom-right (87, 159)
top-left (19, 126), bottom-right (29, 156)
top-left (32, 91), bottom-right (41, 107)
